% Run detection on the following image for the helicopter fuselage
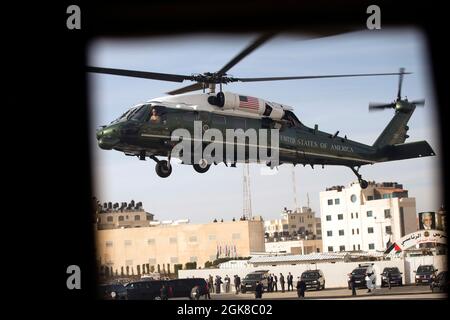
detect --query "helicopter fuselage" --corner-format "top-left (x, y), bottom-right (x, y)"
top-left (97, 92), bottom-right (378, 169)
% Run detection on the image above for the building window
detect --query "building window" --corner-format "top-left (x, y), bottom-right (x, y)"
top-left (134, 215), bottom-right (140, 221)
top-left (384, 209), bottom-right (391, 218)
top-left (169, 237), bottom-right (177, 244)
top-left (106, 241), bottom-right (113, 247)
top-left (367, 211), bottom-right (373, 217)
top-left (385, 226), bottom-right (392, 234)
top-left (327, 231), bottom-right (333, 237)
top-left (327, 246), bottom-right (333, 252)
top-left (208, 234), bottom-right (216, 241)
top-left (107, 216), bottom-right (113, 222)
top-left (146, 215), bottom-right (152, 221)
top-left (125, 260), bottom-right (133, 266)
top-left (353, 244), bottom-right (356, 250)
top-left (170, 257), bottom-right (178, 264)
top-left (291, 216), bottom-right (295, 220)
top-left (352, 229), bottom-right (354, 235)
top-left (190, 256), bottom-right (197, 263)
top-left (368, 195), bottom-right (374, 201)
top-left (399, 207), bottom-right (405, 237)
top-left (358, 244), bottom-right (361, 250)
top-left (350, 194), bottom-right (357, 203)
top-left (339, 245), bottom-right (345, 252)
top-left (124, 240), bottom-right (132, 246)
top-left (355, 212), bottom-right (358, 218)
top-left (189, 236), bottom-right (197, 242)
top-left (232, 233), bottom-right (241, 240)
top-left (308, 224), bottom-right (313, 228)
top-left (351, 213), bottom-right (354, 219)
top-left (148, 258), bottom-right (156, 264)
top-left (357, 228), bottom-right (359, 234)
top-left (338, 214), bottom-right (344, 220)
top-left (335, 198), bottom-right (340, 205)
top-left (339, 230), bottom-right (344, 236)
top-left (368, 243), bottom-right (375, 250)
top-left (147, 239), bottom-right (155, 245)
top-left (291, 225), bottom-right (296, 228)
top-left (327, 199), bottom-right (333, 205)
top-left (368, 227), bottom-right (374, 233)
top-left (326, 215), bottom-right (332, 221)
top-left (118, 216), bottom-right (124, 221)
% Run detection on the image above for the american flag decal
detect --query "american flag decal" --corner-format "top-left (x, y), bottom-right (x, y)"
top-left (239, 95), bottom-right (259, 110)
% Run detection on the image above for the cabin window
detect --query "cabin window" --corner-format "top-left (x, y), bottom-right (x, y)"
top-left (149, 105), bottom-right (167, 123)
top-left (233, 117), bottom-right (246, 129)
top-left (212, 115), bottom-right (226, 125)
top-left (182, 111), bottom-right (197, 122)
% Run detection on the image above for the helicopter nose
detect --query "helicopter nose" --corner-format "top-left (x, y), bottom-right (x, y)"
top-left (96, 126), bottom-right (120, 150)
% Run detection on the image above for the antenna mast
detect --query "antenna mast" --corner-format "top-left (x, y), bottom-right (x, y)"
top-left (292, 165), bottom-right (299, 212)
top-left (243, 164), bottom-right (253, 220)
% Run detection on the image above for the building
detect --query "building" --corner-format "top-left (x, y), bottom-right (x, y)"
top-left (265, 239), bottom-right (323, 254)
top-left (264, 206), bottom-right (321, 240)
top-left (320, 181), bottom-right (417, 252)
top-left (96, 219), bottom-right (265, 276)
top-left (96, 200), bottom-right (154, 230)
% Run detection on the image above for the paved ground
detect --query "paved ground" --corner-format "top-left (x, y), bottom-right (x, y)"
top-left (205, 285), bottom-right (447, 300)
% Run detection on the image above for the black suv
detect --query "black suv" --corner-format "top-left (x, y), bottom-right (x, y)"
top-left (300, 270), bottom-right (325, 290)
top-left (241, 270), bottom-right (269, 293)
top-left (125, 280), bottom-right (172, 300)
top-left (98, 283), bottom-right (127, 300)
top-left (170, 278), bottom-right (209, 299)
top-left (430, 271), bottom-right (448, 292)
top-left (348, 264), bottom-right (374, 289)
top-left (380, 267), bottom-right (403, 287)
top-left (414, 265), bottom-right (438, 285)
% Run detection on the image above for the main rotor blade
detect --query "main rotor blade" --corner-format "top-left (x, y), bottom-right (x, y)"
top-left (397, 67), bottom-right (405, 100)
top-left (369, 102), bottom-right (395, 111)
top-left (166, 82), bottom-right (205, 95)
top-left (410, 99), bottom-right (425, 106)
top-left (87, 66), bottom-right (191, 83)
top-left (216, 33), bottom-right (275, 76)
top-left (234, 71), bottom-right (411, 82)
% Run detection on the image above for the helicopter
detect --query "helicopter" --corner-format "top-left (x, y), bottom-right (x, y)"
top-left (89, 34), bottom-right (435, 188)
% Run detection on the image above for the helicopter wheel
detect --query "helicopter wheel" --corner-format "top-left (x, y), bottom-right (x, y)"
top-left (193, 159), bottom-right (210, 173)
top-left (155, 160), bottom-right (172, 178)
top-left (359, 179), bottom-right (368, 189)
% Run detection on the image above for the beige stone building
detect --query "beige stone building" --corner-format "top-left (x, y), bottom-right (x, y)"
top-left (264, 206), bottom-right (321, 240)
top-left (96, 219), bottom-right (265, 275)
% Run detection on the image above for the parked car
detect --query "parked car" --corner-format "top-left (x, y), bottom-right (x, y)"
top-left (430, 271), bottom-right (448, 292)
top-left (300, 270), bottom-right (325, 290)
top-left (348, 263), bottom-right (375, 289)
top-left (98, 283), bottom-right (127, 300)
top-left (414, 265), bottom-right (438, 285)
top-left (169, 278), bottom-right (209, 299)
top-left (125, 279), bottom-right (172, 300)
top-left (241, 270), bottom-right (269, 293)
top-left (380, 267), bottom-right (403, 287)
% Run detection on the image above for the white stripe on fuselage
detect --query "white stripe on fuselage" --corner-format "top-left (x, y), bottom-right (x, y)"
top-left (139, 133), bottom-right (375, 164)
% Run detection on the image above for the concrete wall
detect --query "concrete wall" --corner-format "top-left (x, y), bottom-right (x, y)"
top-left (179, 259), bottom-right (405, 290)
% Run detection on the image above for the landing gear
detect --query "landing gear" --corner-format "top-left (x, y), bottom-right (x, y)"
top-left (349, 166), bottom-right (368, 189)
top-left (155, 160), bottom-right (172, 178)
top-left (148, 155), bottom-right (172, 178)
top-left (193, 159), bottom-right (211, 174)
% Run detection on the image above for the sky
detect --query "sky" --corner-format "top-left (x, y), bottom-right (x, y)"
top-left (88, 28), bottom-right (442, 224)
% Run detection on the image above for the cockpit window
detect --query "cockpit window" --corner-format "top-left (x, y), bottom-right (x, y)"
top-left (111, 106), bottom-right (138, 124)
top-left (149, 105), bottom-right (167, 123)
top-left (130, 105), bottom-right (149, 121)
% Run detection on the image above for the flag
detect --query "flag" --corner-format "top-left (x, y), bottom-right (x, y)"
top-left (239, 95), bottom-right (259, 110)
